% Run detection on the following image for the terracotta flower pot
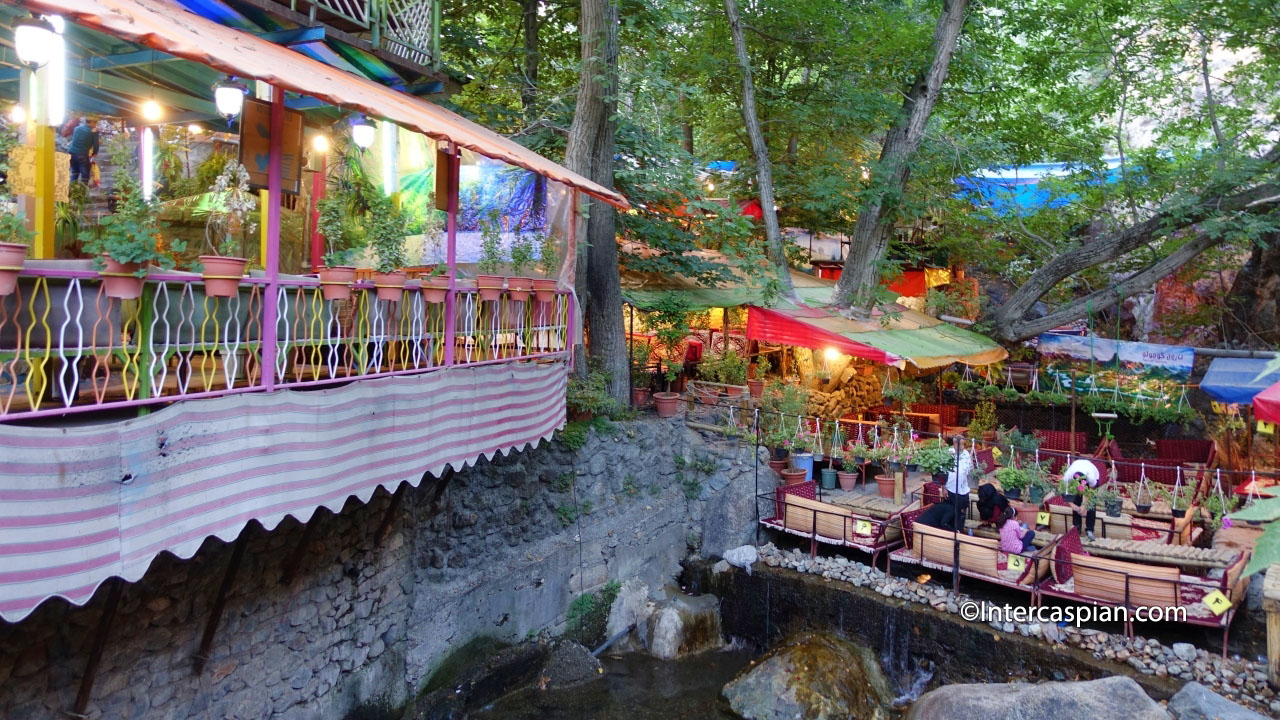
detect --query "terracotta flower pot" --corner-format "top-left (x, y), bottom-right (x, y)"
top-left (747, 378), bottom-right (765, 398)
top-left (0, 242), bottom-right (26, 296)
top-left (780, 468), bottom-right (808, 485)
top-left (507, 276), bottom-right (533, 302)
top-left (372, 270), bottom-right (407, 302)
top-left (653, 391), bottom-right (680, 418)
top-left (837, 470), bottom-right (858, 491)
top-left (421, 273), bottom-right (451, 304)
top-left (318, 266), bottom-right (355, 301)
top-left (631, 387), bottom-right (651, 407)
top-left (768, 458), bottom-right (788, 475)
top-left (875, 474), bottom-right (896, 499)
top-left (477, 274), bottom-right (504, 302)
top-left (99, 255), bottom-right (146, 300)
top-left (532, 278), bottom-right (558, 303)
top-left (724, 386), bottom-right (744, 397)
top-left (199, 255), bottom-right (249, 298)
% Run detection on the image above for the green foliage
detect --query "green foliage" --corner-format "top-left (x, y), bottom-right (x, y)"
top-left (646, 294), bottom-right (694, 386)
top-left (80, 174), bottom-right (181, 274)
top-left (698, 349), bottom-right (749, 385)
top-left (914, 442), bottom-right (954, 475)
top-left (995, 466), bottom-right (1030, 492)
top-left (203, 162), bottom-right (256, 257)
top-left (567, 362), bottom-right (621, 416)
top-left (509, 229), bottom-right (536, 276)
top-left (555, 502), bottom-right (579, 527)
top-left (478, 211), bottom-right (504, 275)
top-left (537, 231), bottom-right (560, 278)
top-left (367, 193), bottom-right (409, 274)
top-left (968, 401), bottom-right (997, 436)
top-left (550, 471), bottom-right (575, 493)
top-left (881, 380), bottom-right (923, 406)
top-left (555, 421), bottom-right (591, 451)
top-left (563, 581), bottom-right (621, 648)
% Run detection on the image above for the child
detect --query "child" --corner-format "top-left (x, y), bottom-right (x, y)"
top-left (999, 506), bottom-right (1035, 554)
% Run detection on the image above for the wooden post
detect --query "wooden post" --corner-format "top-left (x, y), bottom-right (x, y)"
top-left (33, 125), bottom-right (55, 259)
top-left (1265, 564), bottom-right (1280, 688)
top-left (1069, 368), bottom-right (1078, 453)
top-left (73, 578), bottom-right (122, 715)
top-left (893, 467), bottom-right (903, 506)
top-left (194, 532), bottom-right (248, 675)
top-left (721, 307), bottom-right (730, 358)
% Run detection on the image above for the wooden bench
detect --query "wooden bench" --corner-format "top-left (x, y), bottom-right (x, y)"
top-left (895, 522), bottom-right (1051, 590)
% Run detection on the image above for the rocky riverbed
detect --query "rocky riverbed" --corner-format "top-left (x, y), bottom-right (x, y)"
top-left (754, 543), bottom-right (1278, 715)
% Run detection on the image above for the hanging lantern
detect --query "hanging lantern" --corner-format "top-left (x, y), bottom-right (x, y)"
top-left (140, 99), bottom-right (163, 123)
top-left (13, 16), bottom-right (57, 69)
top-left (350, 114), bottom-right (376, 149)
top-left (213, 78), bottom-right (246, 121)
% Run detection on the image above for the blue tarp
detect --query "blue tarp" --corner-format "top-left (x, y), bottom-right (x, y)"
top-left (1200, 357), bottom-right (1280, 405)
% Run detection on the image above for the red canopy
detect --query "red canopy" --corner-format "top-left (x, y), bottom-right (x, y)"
top-left (885, 270), bottom-right (926, 297)
top-left (746, 306), bottom-right (898, 365)
top-left (1256, 380), bottom-right (1280, 424)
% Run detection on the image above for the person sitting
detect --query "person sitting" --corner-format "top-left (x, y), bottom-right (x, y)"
top-left (975, 483), bottom-right (1009, 528)
top-left (1061, 458), bottom-right (1100, 541)
top-left (999, 506), bottom-right (1035, 553)
top-left (916, 498), bottom-right (958, 531)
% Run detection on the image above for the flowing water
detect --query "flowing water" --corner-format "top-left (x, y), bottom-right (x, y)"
top-left (470, 649), bottom-right (754, 720)
top-left (880, 608), bottom-right (934, 707)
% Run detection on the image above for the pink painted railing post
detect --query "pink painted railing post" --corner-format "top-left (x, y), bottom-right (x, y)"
top-left (261, 85), bottom-right (285, 390)
top-left (443, 143), bottom-right (459, 366)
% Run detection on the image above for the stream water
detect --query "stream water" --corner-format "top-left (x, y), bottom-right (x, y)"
top-left (470, 649), bottom-right (755, 720)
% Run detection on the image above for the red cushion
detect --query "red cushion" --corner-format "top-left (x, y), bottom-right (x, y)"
top-left (1054, 527), bottom-right (1085, 583)
top-left (900, 508), bottom-right (924, 550)
top-left (921, 483), bottom-right (944, 507)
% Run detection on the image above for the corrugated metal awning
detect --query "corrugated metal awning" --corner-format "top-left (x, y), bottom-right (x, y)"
top-left (19, 0), bottom-right (629, 209)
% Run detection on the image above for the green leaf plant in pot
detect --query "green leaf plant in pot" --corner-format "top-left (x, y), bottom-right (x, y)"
top-left (531, 230), bottom-right (559, 303)
top-left (748, 354), bottom-right (771, 398)
top-left (506, 228), bottom-right (536, 302)
top-left (366, 191), bottom-right (410, 302)
top-left (995, 466), bottom-right (1029, 501)
top-left (476, 210), bottom-right (506, 301)
top-left (198, 162), bottom-right (255, 298)
top-left (80, 171), bottom-right (182, 300)
top-left (915, 442), bottom-right (954, 485)
top-left (0, 122), bottom-right (32, 296)
top-left (1027, 466), bottom-right (1052, 504)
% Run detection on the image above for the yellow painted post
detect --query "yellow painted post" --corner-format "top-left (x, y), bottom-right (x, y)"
top-left (1265, 564), bottom-right (1280, 688)
top-left (33, 125), bottom-right (55, 259)
top-left (259, 189), bottom-right (269, 269)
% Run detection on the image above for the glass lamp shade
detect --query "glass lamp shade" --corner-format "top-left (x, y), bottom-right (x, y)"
top-left (351, 122), bottom-right (376, 149)
top-left (214, 84), bottom-right (245, 119)
top-left (14, 18), bottom-right (57, 69)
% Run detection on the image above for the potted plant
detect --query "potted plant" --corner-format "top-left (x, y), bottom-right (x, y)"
top-left (790, 428), bottom-right (817, 482)
top-left (915, 443), bottom-right (953, 485)
top-left (80, 173), bottom-right (182, 299)
top-left (882, 380), bottom-right (924, 409)
top-left (198, 162), bottom-right (254, 298)
top-left (940, 370), bottom-right (960, 390)
top-left (748, 355), bottom-right (770, 398)
top-left (1097, 483), bottom-right (1123, 518)
top-left (506, 229), bottom-right (536, 302)
top-left (719, 350), bottom-right (749, 395)
top-left (995, 466), bottom-right (1029, 500)
top-left (0, 122), bottom-right (31, 296)
top-left (367, 192), bottom-right (409, 302)
top-left (477, 211), bottom-right (506, 301)
top-left (1133, 480), bottom-right (1154, 514)
top-left (968, 400), bottom-right (997, 441)
top-left (1157, 484), bottom-right (1194, 518)
top-left (0, 198), bottom-right (32, 296)
top-left (1058, 474), bottom-right (1084, 506)
top-left (848, 442), bottom-right (870, 466)
top-left (1027, 468), bottom-right (1052, 504)
top-left (532, 231), bottom-right (559, 302)
top-left (315, 192), bottom-right (363, 300)
top-left (904, 445), bottom-right (920, 473)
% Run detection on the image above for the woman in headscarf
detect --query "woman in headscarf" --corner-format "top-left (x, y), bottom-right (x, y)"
top-left (974, 483), bottom-right (1009, 528)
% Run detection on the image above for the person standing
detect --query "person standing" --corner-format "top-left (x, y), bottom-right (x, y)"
top-left (1061, 458), bottom-right (1100, 540)
top-left (68, 117), bottom-right (98, 184)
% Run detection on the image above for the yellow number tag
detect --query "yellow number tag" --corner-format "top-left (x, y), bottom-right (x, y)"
top-left (1258, 421), bottom-right (1275, 436)
top-left (1036, 512), bottom-right (1051, 527)
top-left (855, 519), bottom-right (873, 536)
top-left (1008, 554), bottom-right (1026, 572)
top-left (1203, 590), bottom-right (1231, 616)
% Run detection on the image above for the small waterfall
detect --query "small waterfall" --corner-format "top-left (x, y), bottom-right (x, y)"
top-left (880, 607), bottom-right (935, 706)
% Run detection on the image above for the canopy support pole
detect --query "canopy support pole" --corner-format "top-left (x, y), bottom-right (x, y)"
top-left (309, 152), bottom-right (326, 272)
top-left (443, 143), bottom-right (458, 366)
top-left (72, 577), bottom-right (121, 716)
top-left (260, 84), bottom-right (284, 391)
top-left (194, 531), bottom-right (248, 675)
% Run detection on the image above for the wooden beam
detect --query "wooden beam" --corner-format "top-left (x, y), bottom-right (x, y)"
top-left (72, 577), bottom-right (123, 716)
top-left (193, 532), bottom-right (248, 675)
top-left (281, 514), bottom-right (319, 587)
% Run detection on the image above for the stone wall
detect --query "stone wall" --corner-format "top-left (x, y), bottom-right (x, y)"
top-left (0, 418), bottom-right (765, 720)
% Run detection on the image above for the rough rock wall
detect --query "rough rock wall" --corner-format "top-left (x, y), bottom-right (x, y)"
top-left (0, 418), bottom-right (764, 720)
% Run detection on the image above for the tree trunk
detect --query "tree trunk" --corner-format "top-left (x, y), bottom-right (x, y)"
top-left (832, 0), bottom-right (969, 311)
top-left (678, 90), bottom-right (694, 155)
top-left (520, 0), bottom-right (540, 121)
top-left (1224, 233), bottom-right (1280, 349)
top-left (564, 0), bottom-right (627, 403)
top-left (724, 0), bottom-right (794, 298)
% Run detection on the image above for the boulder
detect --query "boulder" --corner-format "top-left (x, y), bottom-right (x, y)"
top-left (540, 640), bottom-right (602, 690)
top-left (647, 591), bottom-right (722, 659)
top-left (1167, 681), bottom-right (1267, 720)
top-left (604, 579), bottom-right (653, 654)
top-left (722, 632), bottom-right (894, 720)
top-left (904, 676), bottom-right (1168, 720)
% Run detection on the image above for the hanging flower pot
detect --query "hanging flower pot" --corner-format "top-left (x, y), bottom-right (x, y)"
top-left (906, 463), bottom-right (919, 473)
top-left (1105, 499), bottom-right (1123, 518)
top-left (507, 276), bottom-right (534, 302)
top-left (198, 255), bottom-right (249, 298)
top-left (1005, 487), bottom-right (1022, 501)
top-left (653, 391), bottom-right (680, 418)
top-left (932, 471), bottom-right (948, 485)
top-left (532, 278), bottom-right (558, 303)
top-left (99, 255), bottom-right (146, 300)
top-left (0, 242), bottom-right (26, 296)
top-left (318, 266), bottom-right (356, 301)
top-left (421, 273), bottom-right (451, 304)
top-left (1171, 507), bottom-right (1187, 519)
top-left (372, 270), bottom-right (407, 302)
top-left (772, 447), bottom-right (789, 461)
top-left (477, 274), bottom-right (505, 301)
top-left (1135, 502), bottom-right (1152, 514)
top-left (1028, 485), bottom-right (1045, 504)
top-left (837, 470), bottom-right (858, 491)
